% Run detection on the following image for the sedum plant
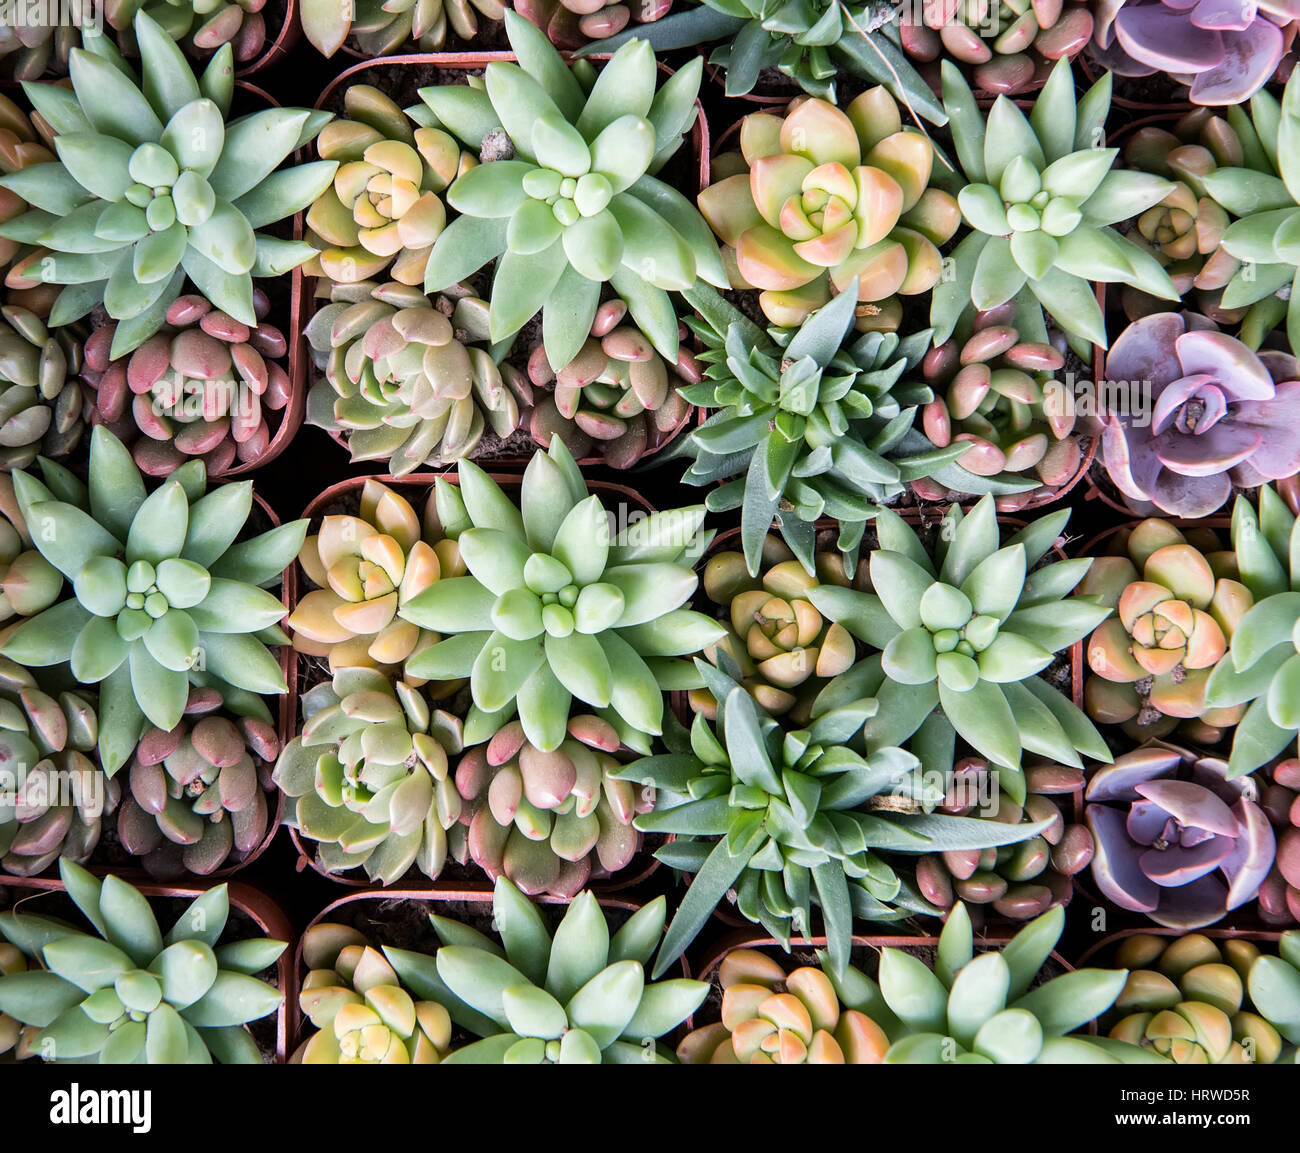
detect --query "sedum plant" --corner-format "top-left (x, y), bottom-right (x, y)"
top-left (1259, 757), bottom-right (1300, 923)
top-left (0, 425), bottom-right (304, 777)
top-left (301, 0), bottom-right (507, 56)
top-left (615, 661), bottom-right (1061, 979)
top-left (807, 497), bottom-right (1113, 803)
top-left (0, 473), bottom-right (63, 637)
top-left (0, 94), bottom-right (56, 279)
top-left (677, 947), bottom-right (889, 1064)
top-left (418, 11), bottom-right (727, 372)
top-left (384, 877), bottom-right (709, 1063)
top-left (1080, 518), bottom-right (1251, 743)
top-left (295, 923), bottom-right (451, 1064)
top-left (273, 667), bottom-right (465, 885)
top-left (934, 58), bottom-right (1178, 355)
top-left (305, 280), bottom-right (525, 475)
top-left (398, 437), bottom-right (724, 755)
top-left (697, 90), bottom-right (960, 328)
top-left (0, 858), bottom-right (285, 1063)
top-left (107, 0), bottom-right (274, 65)
top-left (516, 0), bottom-right (672, 48)
top-left (0, 13), bottom-right (336, 358)
top-left (0, 12), bottom-right (82, 83)
top-left (0, 303), bottom-right (91, 470)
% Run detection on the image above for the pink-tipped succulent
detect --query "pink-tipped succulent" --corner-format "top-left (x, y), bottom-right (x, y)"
top-left (1080, 518), bottom-right (1252, 743)
top-left (1258, 757), bottom-right (1300, 924)
top-left (1085, 740), bottom-right (1276, 929)
top-left (524, 300), bottom-right (696, 469)
top-left (1100, 312), bottom-right (1300, 518)
top-left (697, 90), bottom-right (961, 328)
top-left (916, 303), bottom-right (1083, 509)
top-left (83, 292), bottom-right (292, 478)
top-left (513, 0), bottom-right (671, 47)
top-left (451, 714), bottom-right (651, 897)
top-left (116, 686), bottom-right (280, 878)
top-left (1091, 0), bottom-right (1300, 104)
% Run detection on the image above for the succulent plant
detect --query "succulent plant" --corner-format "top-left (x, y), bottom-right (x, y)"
top-left (0, 940), bottom-right (30, 1057)
top-left (418, 12), bottom-right (727, 372)
top-left (1084, 741), bottom-right (1276, 930)
top-left (524, 299), bottom-right (695, 469)
top-left (84, 291), bottom-right (292, 478)
top-left (0, 473), bottom-right (63, 638)
top-left (383, 877), bottom-right (709, 1063)
top-left (453, 714), bottom-right (649, 897)
top-left (914, 758), bottom-right (1093, 920)
top-left (917, 301), bottom-right (1084, 507)
top-left (617, 661), bottom-right (1061, 979)
top-left (116, 687), bottom-right (279, 877)
top-left (934, 58), bottom-right (1179, 355)
top-left (584, 0), bottom-right (946, 123)
top-left (301, 0), bottom-right (507, 56)
top-left (0, 5), bottom-right (84, 82)
top-left (0, 655), bottom-right (106, 877)
top-left (0, 95), bottom-right (56, 280)
top-left (516, 0), bottom-right (672, 48)
top-left (0, 425), bottom-right (304, 777)
top-left (834, 902), bottom-right (1151, 1062)
top-left (1106, 932), bottom-right (1284, 1063)
top-left (305, 85), bottom-right (474, 290)
top-left (305, 280), bottom-right (526, 475)
top-left (1091, 0), bottom-right (1300, 106)
top-left (807, 497), bottom-right (1113, 803)
top-left (691, 535), bottom-right (858, 722)
top-left (677, 947), bottom-right (889, 1064)
top-left (107, 0), bottom-right (273, 65)
top-left (273, 666), bottom-right (465, 885)
top-left (899, 0), bottom-right (1094, 94)
top-left (398, 438), bottom-right (723, 755)
top-left (674, 287), bottom-right (973, 577)
top-left (1204, 485), bottom-right (1300, 777)
top-left (0, 303), bottom-right (91, 470)
top-left (1248, 928), bottom-right (1300, 1053)
top-left (289, 480), bottom-right (463, 677)
top-left (1100, 313), bottom-right (1300, 519)
top-left (295, 923), bottom-right (452, 1064)
top-left (698, 91), bottom-right (960, 329)
top-left (0, 858), bottom-right (285, 1063)
top-left (0, 13), bottom-right (336, 359)
top-left (1258, 757), bottom-right (1300, 923)
top-left (1081, 518), bottom-right (1252, 742)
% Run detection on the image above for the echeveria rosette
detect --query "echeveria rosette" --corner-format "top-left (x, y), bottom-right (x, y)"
top-left (418, 11), bottom-right (727, 372)
top-left (1085, 741), bottom-right (1276, 930)
top-left (673, 284), bottom-right (971, 579)
top-left (845, 903), bottom-right (1156, 1063)
top-left (383, 876), bottom-right (709, 1063)
top-left (300, 0), bottom-right (507, 57)
top-left (1100, 314), bottom-right (1300, 519)
top-left (616, 662), bottom-right (1060, 980)
top-left (698, 91), bottom-right (961, 330)
top-left (0, 12), bottom-right (336, 359)
top-left (0, 858), bottom-right (285, 1064)
top-left (399, 437), bottom-right (724, 755)
top-left (1091, 0), bottom-right (1300, 105)
top-left (807, 497), bottom-right (1113, 805)
top-left (0, 425), bottom-right (305, 777)
top-left (934, 57), bottom-right (1179, 356)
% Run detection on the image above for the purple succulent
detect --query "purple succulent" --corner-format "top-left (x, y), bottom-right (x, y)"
top-left (1085, 741), bottom-right (1276, 929)
top-left (1091, 0), bottom-right (1300, 104)
top-left (1100, 312), bottom-right (1300, 518)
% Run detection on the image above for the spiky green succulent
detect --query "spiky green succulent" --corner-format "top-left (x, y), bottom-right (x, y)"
top-left (0, 425), bottom-right (306, 777)
top-left (273, 666), bottom-right (465, 885)
top-left (382, 876), bottom-right (708, 1063)
top-left (0, 12), bottom-right (336, 359)
top-left (616, 660), bottom-right (1063, 979)
top-left (397, 438), bottom-right (725, 755)
top-left (934, 58), bottom-right (1179, 356)
top-left (417, 11), bottom-right (727, 373)
top-left (806, 497), bottom-right (1113, 801)
top-left (0, 858), bottom-right (284, 1063)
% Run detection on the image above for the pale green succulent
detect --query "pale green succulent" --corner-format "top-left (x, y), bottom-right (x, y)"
top-left (0, 425), bottom-right (306, 777)
top-left (0, 11), bottom-right (336, 358)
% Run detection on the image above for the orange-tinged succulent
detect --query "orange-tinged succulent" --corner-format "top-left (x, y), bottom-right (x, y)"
top-left (289, 479), bottom-right (463, 675)
top-left (697, 90), bottom-right (960, 328)
top-left (677, 948), bottom-right (889, 1065)
top-left (1081, 519), bottom-right (1251, 742)
top-left (0, 94), bottom-right (54, 282)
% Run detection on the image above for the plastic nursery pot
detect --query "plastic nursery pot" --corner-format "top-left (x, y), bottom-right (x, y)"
top-left (280, 469), bottom-right (666, 896)
top-left (0, 870), bottom-right (294, 1062)
top-left (289, 884), bottom-right (688, 1056)
top-left (291, 52), bottom-right (709, 473)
